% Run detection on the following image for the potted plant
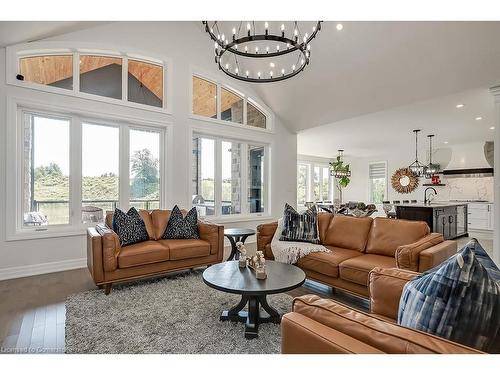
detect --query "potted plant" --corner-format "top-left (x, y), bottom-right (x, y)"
top-left (329, 150), bottom-right (351, 205)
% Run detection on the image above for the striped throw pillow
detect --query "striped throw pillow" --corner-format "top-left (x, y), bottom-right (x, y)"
top-left (280, 203), bottom-right (320, 244)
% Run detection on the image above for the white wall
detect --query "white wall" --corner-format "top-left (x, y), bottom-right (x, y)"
top-left (0, 22), bottom-right (297, 278)
top-left (343, 146), bottom-right (494, 203)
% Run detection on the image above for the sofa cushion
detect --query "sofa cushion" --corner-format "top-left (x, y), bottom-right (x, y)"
top-left (399, 240), bottom-right (500, 353)
top-left (339, 254), bottom-right (396, 286)
top-left (118, 240), bottom-right (170, 268)
top-left (159, 239), bottom-right (210, 260)
top-left (297, 247), bottom-right (362, 278)
top-left (317, 213), bottom-right (334, 244)
top-left (151, 209), bottom-right (171, 240)
top-left (365, 217), bottom-right (430, 257)
top-left (138, 209), bottom-right (155, 240)
top-left (323, 216), bottom-right (373, 252)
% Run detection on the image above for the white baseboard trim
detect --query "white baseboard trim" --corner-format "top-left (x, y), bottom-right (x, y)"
top-left (0, 258), bottom-right (87, 281)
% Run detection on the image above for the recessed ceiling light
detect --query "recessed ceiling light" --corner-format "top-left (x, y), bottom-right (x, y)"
top-left (475, 116), bottom-right (483, 121)
top-left (269, 62), bottom-right (275, 68)
top-left (444, 141), bottom-right (449, 144)
top-left (490, 126), bottom-right (495, 130)
top-left (336, 23), bottom-right (343, 31)
top-left (455, 104), bottom-right (465, 108)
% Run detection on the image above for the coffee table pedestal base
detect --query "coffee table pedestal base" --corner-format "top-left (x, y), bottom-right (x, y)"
top-left (220, 295), bottom-right (281, 339)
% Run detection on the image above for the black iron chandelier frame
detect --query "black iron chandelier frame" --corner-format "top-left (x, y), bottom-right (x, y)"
top-left (202, 21), bottom-right (322, 83)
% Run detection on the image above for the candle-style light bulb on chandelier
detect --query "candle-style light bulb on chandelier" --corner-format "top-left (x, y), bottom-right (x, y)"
top-left (424, 134), bottom-right (440, 178)
top-left (408, 129), bottom-right (426, 177)
top-left (203, 21), bottom-right (322, 83)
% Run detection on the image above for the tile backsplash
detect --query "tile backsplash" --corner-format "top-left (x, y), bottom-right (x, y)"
top-left (436, 176), bottom-right (494, 202)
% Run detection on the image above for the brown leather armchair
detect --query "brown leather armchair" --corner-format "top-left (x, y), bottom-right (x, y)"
top-left (281, 267), bottom-right (482, 354)
top-left (87, 209), bottom-right (224, 294)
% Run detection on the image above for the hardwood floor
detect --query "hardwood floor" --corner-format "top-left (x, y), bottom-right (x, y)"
top-left (0, 236), bottom-right (492, 353)
top-left (0, 268), bottom-right (94, 353)
top-left (0, 265), bottom-right (368, 353)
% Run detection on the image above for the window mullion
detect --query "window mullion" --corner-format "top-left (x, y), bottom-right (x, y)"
top-left (243, 98), bottom-right (248, 125)
top-left (122, 57), bottom-right (128, 102)
top-left (307, 164), bottom-right (312, 202)
top-left (215, 138), bottom-right (222, 216)
top-left (263, 145), bottom-right (270, 215)
top-left (240, 143), bottom-right (249, 214)
top-left (70, 115), bottom-right (82, 226)
top-left (319, 167), bottom-right (323, 201)
top-left (160, 129), bottom-right (167, 209)
top-left (119, 125), bottom-right (130, 211)
top-left (216, 84), bottom-right (222, 121)
top-left (73, 51), bottom-right (80, 94)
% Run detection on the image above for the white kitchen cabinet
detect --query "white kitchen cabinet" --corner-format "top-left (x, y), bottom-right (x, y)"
top-left (468, 203), bottom-right (494, 231)
top-left (488, 203), bottom-right (494, 230)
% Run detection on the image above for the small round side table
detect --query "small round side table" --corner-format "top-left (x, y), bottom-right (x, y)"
top-left (224, 228), bottom-right (256, 261)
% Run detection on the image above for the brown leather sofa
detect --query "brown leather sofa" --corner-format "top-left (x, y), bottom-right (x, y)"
top-left (281, 267), bottom-right (482, 353)
top-left (87, 209), bottom-right (224, 294)
top-left (257, 215), bottom-right (457, 297)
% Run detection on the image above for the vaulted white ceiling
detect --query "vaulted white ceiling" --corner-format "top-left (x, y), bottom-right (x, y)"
top-left (0, 21), bottom-right (111, 47)
top-left (250, 21), bottom-right (500, 132)
top-left (2, 20), bottom-right (500, 145)
top-left (298, 87), bottom-right (496, 158)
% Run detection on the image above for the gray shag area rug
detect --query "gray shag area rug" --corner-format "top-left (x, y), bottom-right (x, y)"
top-left (65, 270), bottom-right (293, 353)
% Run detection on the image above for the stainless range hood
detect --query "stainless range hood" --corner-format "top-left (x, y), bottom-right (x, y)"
top-left (442, 142), bottom-right (494, 177)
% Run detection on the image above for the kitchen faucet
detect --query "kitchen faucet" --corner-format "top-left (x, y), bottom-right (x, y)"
top-left (424, 187), bottom-right (437, 205)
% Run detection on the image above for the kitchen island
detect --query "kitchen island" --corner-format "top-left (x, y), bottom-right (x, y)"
top-left (395, 202), bottom-right (468, 240)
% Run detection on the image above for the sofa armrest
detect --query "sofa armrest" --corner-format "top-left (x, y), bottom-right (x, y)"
top-left (281, 312), bottom-right (384, 354)
top-left (291, 294), bottom-right (481, 353)
top-left (418, 240), bottom-right (457, 272)
top-left (198, 222), bottom-right (224, 259)
top-left (95, 223), bottom-right (120, 272)
top-left (395, 233), bottom-right (444, 271)
top-left (369, 267), bottom-right (419, 321)
top-left (257, 221), bottom-right (278, 258)
top-left (87, 227), bottom-right (105, 284)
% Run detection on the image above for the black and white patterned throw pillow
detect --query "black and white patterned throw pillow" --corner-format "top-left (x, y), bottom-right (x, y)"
top-left (280, 203), bottom-right (320, 244)
top-left (162, 205), bottom-right (200, 239)
top-left (112, 207), bottom-right (150, 247)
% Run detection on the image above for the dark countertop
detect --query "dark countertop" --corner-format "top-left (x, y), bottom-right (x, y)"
top-left (394, 202), bottom-right (469, 208)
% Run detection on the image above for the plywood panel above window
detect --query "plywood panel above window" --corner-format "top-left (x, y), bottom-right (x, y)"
top-left (221, 88), bottom-right (243, 124)
top-left (19, 55), bottom-right (73, 89)
top-left (192, 76), bottom-right (217, 118)
top-left (13, 46), bottom-right (167, 111)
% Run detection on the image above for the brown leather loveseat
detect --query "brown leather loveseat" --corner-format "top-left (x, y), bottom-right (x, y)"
top-left (87, 209), bottom-right (224, 294)
top-left (257, 215), bottom-right (457, 297)
top-left (281, 267), bottom-right (482, 353)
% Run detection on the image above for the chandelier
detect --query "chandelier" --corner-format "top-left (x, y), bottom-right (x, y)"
top-left (330, 150), bottom-right (352, 178)
top-left (424, 134), bottom-right (440, 178)
top-left (408, 129), bottom-right (426, 177)
top-left (202, 21), bottom-right (322, 83)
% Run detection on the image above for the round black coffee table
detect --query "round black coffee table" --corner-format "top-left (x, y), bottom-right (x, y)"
top-left (202, 260), bottom-right (306, 339)
top-left (224, 228), bottom-right (256, 261)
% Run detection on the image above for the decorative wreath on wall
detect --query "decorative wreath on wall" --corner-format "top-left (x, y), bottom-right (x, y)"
top-left (391, 168), bottom-right (419, 194)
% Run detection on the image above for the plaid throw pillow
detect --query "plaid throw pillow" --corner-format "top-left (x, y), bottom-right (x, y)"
top-left (280, 203), bottom-right (320, 244)
top-left (398, 239), bottom-right (500, 353)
